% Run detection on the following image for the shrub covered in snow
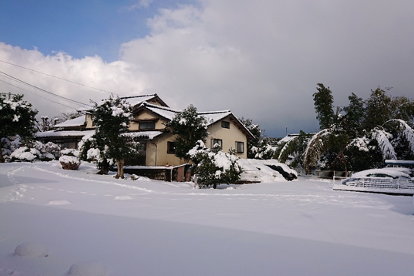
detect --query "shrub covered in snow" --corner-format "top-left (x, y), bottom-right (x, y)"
top-left (1, 136), bottom-right (61, 162)
top-left (189, 141), bottom-right (242, 189)
top-left (32, 140), bottom-right (61, 160)
top-left (9, 146), bottom-right (42, 162)
top-left (78, 134), bottom-right (114, 174)
top-left (59, 149), bottom-right (80, 170)
top-left (1, 135), bottom-right (21, 161)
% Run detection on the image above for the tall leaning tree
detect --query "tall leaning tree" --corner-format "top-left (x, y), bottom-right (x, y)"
top-left (0, 94), bottom-right (38, 163)
top-left (313, 83), bottom-right (335, 130)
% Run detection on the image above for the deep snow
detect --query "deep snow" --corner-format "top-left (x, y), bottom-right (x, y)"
top-left (1, 161), bottom-right (414, 276)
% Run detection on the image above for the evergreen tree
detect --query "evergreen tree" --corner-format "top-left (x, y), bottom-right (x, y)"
top-left (0, 94), bottom-right (38, 163)
top-left (363, 87), bottom-right (391, 130)
top-left (313, 83), bottom-right (335, 130)
top-left (343, 92), bottom-right (365, 137)
top-left (91, 95), bottom-right (138, 179)
top-left (165, 104), bottom-right (208, 161)
top-left (389, 96), bottom-right (414, 123)
top-left (344, 135), bottom-right (383, 171)
top-left (239, 117), bottom-right (273, 159)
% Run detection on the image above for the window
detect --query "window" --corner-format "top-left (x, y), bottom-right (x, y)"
top-left (211, 139), bottom-right (222, 150)
top-left (236, 141), bottom-right (244, 153)
top-left (221, 121), bottom-right (230, 129)
top-left (167, 141), bottom-right (176, 154)
top-left (139, 121), bottom-right (155, 130)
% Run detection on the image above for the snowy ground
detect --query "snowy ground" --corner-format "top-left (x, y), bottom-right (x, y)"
top-left (1, 161), bottom-right (414, 276)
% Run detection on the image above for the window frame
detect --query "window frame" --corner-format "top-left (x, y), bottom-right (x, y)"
top-left (221, 121), bottom-right (230, 129)
top-left (167, 141), bottom-right (176, 154)
top-left (139, 121), bottom-right (156, 130)
top-left (211, 138), bottom-right (223, 150)
top-left (235, 141), bottom-right (244, 153)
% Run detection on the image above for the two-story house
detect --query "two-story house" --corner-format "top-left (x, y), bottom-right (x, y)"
top-left (37, 94), bottom-right (253, 166)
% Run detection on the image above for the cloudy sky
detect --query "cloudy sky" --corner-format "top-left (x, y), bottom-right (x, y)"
top-left (1, 0), bottom-right (414, 137)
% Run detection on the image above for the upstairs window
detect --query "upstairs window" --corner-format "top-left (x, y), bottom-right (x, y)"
top-left (211, 139), bottom-right (222, 150)
top-left (139, 121), bottom-right (155, 130)
top-left (221, 121), bottom-right (230, 129)
top-left (167, 141), bottom-right (176, 154)
top-left (235, 141), bottom-right (244, 153)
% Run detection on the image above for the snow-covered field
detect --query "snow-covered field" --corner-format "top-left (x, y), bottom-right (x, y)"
top-left (1, 161), bottom-right (414, 276)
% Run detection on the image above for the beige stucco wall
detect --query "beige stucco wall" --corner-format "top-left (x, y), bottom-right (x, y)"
top-left (207, 119), bottom-right (248, 159)
top-left (145, 133), bottom-right (184, 166)
top-left (85, 114), bottom-right (95, 129)
top-left (145, 118), bottom-right (248, 166)
top-left (129, 110), bottom-right (167, 131)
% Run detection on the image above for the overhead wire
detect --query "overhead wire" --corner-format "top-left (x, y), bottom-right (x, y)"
top-left (0, 70), bottom-right (90, 108)
top-left (0, 59), bottom-right (119, 96)
top-left (0, 78), bottom-right (80, 111)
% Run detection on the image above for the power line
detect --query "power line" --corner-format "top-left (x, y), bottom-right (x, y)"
top-left (0, 70), bottom-right (90, 107)
top-left (0, 78), bottom-right (80, 111)
top-left (0, 59), bottom-right (119, 96)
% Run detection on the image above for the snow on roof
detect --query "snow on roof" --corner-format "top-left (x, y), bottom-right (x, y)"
top-left (143, 103), bottom-right (232, 124)
top-left (138, 103), bottom-right (253, 138)
top-left (278, 134), bottom-right (299, 144)
top-left (123, 94), bottom-right (158, 107)
top-left (141, 103), bottom-right (179, 120)
top-left (123, 131), bottom-right (163, 140)
top-left (36, 130), bottom-right (95, 138)
top-left (199, 110), bottom-right (232, 125)
top-left (54, 115), bottom-right (86, 128)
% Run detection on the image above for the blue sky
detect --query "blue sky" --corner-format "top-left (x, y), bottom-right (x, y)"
top-left (0, 0), bottom-right (196, 61)
top-left (1, 0), bottom-right (414, 137)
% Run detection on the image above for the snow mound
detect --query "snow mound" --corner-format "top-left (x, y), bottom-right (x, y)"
top-left (67, 261), bottom-right (107, 276)
top-left (237, 159), bottom-right (298, 182)
top-left (14, 242), bottom-right (48, 257)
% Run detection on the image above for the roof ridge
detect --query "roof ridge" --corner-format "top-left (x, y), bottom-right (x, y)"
top-left (198, 110), bottom-right (231, 115)
top-left (142, 102), bottom-right (179, 113)
top-left (121, 94), bottom-right (157, 99)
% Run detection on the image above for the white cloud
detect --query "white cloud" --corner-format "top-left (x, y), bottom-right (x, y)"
top-left (0, 43), bottom-right (149, 118)
top-left (2, 0), bottom-right (414, 136)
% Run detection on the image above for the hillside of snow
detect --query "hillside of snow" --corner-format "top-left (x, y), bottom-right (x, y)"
top-left (1, 161), bottom-right (414, 276)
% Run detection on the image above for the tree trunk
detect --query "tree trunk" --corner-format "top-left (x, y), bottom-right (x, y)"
top-left (116, 158), bottom-right (125, 179)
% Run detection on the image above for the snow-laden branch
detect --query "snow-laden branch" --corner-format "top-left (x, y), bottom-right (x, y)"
top-left (303, 128), bottom-right (331, 172)
top-left (384, 119), bottom-right (414, 154)
top-left (371, 127), bottom-right (397, 160)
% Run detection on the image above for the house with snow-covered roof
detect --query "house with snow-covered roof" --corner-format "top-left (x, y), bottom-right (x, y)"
top-left (124, 102), bottom-right (253, 166)
top-left (36, 94), bottom-right (167, 149)
top-left (37, 94), bottom-right (253, 166)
